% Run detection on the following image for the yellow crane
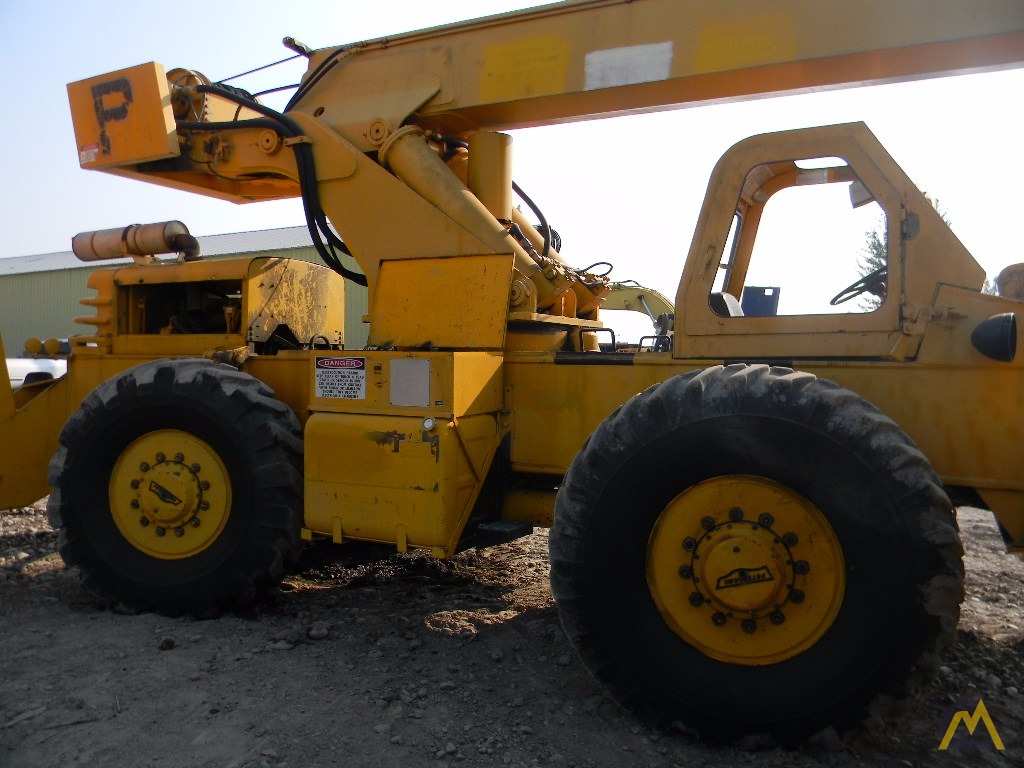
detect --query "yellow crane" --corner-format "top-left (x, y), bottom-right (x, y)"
top-left (3, 0), bottom-right (1024, 739)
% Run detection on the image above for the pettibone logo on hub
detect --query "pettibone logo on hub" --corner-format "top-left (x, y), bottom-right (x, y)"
top-left (715, 566), bottom-right (774, 590)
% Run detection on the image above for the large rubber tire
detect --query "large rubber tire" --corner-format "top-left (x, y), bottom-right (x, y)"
top-left (47, 359), bottom-right (303, 616)
top-left (550, 364), bottom-right (963, 739)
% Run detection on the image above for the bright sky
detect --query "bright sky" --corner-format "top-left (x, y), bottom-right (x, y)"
top-left (2, 0), bottom-right (1022, 310)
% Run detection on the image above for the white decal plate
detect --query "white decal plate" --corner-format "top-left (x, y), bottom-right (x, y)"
top-left (585, 42), bottom-right (673, 91)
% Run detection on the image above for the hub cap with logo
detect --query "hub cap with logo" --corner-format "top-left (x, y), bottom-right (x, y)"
top-left (109, 430), bottom-right (231, 559)
top-left (646, 475), bottom-right (845, 665)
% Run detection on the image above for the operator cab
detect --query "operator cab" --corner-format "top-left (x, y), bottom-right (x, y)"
top-left (710, 156), bottom-right (888, 319)
top-left (672, 123), bottom-right (954, 362)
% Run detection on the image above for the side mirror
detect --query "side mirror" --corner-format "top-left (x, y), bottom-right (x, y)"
top-left (849, 180), bottom-right (875, 209)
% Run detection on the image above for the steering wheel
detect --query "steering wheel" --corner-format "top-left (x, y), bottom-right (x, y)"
top-left (830, 266), bottom-right (887, 306)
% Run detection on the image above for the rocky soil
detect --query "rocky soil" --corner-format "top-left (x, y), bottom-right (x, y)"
top-left (1, 504), bottom-right (1021, 767)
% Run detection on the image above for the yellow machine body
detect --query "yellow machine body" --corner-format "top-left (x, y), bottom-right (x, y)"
top-left (5, 0), bottom-right (1024, 738)
top-left (304, 351), bottom-right (504, 554)
top-left (21, 0), bottom-right (1024, 555)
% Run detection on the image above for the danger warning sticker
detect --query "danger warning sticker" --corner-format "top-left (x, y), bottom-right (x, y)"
top-left (315, 357), bottom-right (366, 399)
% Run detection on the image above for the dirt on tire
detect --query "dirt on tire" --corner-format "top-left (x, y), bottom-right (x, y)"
top-left (1, 503), bottom-right (1021, 767)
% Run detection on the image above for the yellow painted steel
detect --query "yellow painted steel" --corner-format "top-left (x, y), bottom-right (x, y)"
top-left (67, 62), bottom-right (179, 170)
top-left (304, 351), bottom-right (505, 553)
top-left (305, 412), bottom-right (501, 554)
top-left (0, 337), bottom-right (12, 424)
top-left (369, 254), bottom-right (513, 350)
top-left (467, 132), bottom-right (514, 221)
top-left (308, 350), bottom-right (504, 418)
top-left (245, 352), bottom-right (315, 425)
top-left (601, 285), bottom-right (674, 320)
top-left (676, 123), bottom-right (984, 360)
top-left (501, 488), bottom-right (559, 526)
top-left (0, 335), bottom-right (73, 509)
top-left (87, 256), bottom-right (344, 349)
top-left (245, 258), bottom-right (345, 348)
top-left (646, 476), bottom-right (845, 665)
top-left (108, 430), bottom-right (231, 559)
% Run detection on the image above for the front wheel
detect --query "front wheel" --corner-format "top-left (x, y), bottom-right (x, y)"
top-left (47, 359), bottom-right (303, 616)
top-left (550, 364), bottom-right (963, 738)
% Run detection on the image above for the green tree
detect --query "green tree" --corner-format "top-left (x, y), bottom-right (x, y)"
top-left (859, 197), bottom-right (953, 310)
top-left (857, 221), bottom-right (887, 311)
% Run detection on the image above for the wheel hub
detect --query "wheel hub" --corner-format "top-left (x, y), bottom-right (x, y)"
top-left (141, 460), bottom-right (201, 528)
top-left (699, 530), bottom-right (784, 612)
top-left (647, 476), bottom-right (845, 665)
top-left (109, 430), bottom-right (231, 559)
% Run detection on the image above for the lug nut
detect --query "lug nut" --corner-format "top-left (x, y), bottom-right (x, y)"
top-left (191, 464), bottom-right (201, 474)
top-left (758, 513), bottom-right (774, 527)
top-left (199, 481), bottom-right (210, 491)
top-left (783, 532), bottom-right (799, 547)
top-left (199, 501), bottom-right (210, 511)
top-left (794, 560), bottom-right (810, 575)
top-left (190, 518), bottom-right (201, 528)
top-left (678, 565), bottom-right (693, 579)
top-left (741, 620), bottom-right (757, 634)
top-left (689, 592), bottom-right (704, 607)
top-left (130, 479), bottom-right (140, 490)
top-left (790, 589), bottom-right (805, 604)
top-left (174, 527), bottom-right (184, 537)
top-left (175, 453), bottom-right (185, 462)
top-left (155, 527), bottom-right (166, 537)
top-left (701, 516), bottom-right (715, 531)
top-left (682, 537), bottom-right (697, 552)
top-left (156, 453), bottom-right (166, 463)
top-left (729, 507), bottom-right (743, 522)
top-left (712, 612), bottom-right (727, 626)
top-left (130, 500), bottom-right (140, 509)
top-left (140, 462), bottom-right (150, 472)
top-left (139, 517), bottom-right (149, 527)
top-left (770, 611), bottom-right (786, 625)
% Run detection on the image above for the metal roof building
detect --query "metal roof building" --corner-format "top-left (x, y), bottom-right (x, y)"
top-left (0, 226), bottom-right (369, 356)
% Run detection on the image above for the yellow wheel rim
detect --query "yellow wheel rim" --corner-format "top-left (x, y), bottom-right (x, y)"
top-left (647, 476), bottom-right (845, 665)
top-left (109, 430), bottom-right (232, 560)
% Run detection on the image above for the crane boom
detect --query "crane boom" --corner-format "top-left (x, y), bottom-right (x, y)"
top-left (302, 0), bottom-right (1024, 136)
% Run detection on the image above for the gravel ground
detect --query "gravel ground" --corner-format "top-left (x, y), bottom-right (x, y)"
top-left (0, 503), bottom-right (1021, 767)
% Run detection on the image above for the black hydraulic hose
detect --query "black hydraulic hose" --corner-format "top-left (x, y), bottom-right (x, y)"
top-left (177, 118), bottom-right (284, 133)
top-left (579, 261), bottom-right (613, 277)
top-left (188, 84), bottom-right (368, 287)
top-left (511, 181), bottom-right (551, 259)
top-left (194, 84), bottom-right (303, 136)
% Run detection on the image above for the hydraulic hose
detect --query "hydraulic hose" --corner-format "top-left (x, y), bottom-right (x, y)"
top-left (187, 83), bottom-right (368, 287)
top-left (511, 181), bottom-right (552, 260)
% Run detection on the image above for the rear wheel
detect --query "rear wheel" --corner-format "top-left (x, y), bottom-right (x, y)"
top-left (550, 364), bottom-right (963, 738)
top-left (47, 359), bottom-right (303, 616)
